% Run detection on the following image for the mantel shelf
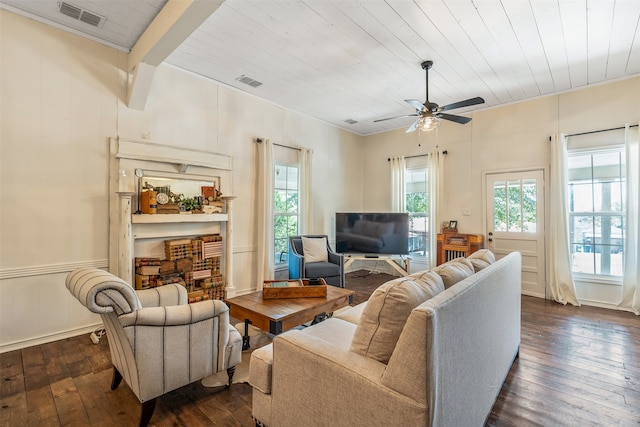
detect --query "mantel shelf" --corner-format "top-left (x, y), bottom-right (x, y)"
top-left (131, 213), bottom-right (228, 224)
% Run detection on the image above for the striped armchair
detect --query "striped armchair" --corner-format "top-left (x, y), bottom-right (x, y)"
top-left (66, 268), bottom-right (242, 427)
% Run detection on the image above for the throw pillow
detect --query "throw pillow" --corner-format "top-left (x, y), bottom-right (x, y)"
top-left (469, 258), bottom-right (491, 272)
top-left (467, 249), bottom-right (496, 264)
top-left (302, 237), bottom-right (328, 263)
top-left (432, 257), bottom-right (475, 288)
top-left (467, 249), bottom-right (495, 272)
top-left (350, 271), bottom-right (444, 364)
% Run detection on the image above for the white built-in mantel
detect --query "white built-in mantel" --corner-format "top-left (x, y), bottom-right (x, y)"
top-left (108, 138), bottom-right (237, 298)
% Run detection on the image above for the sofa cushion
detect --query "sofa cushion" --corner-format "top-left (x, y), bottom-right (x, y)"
top-left (467, 249), bottom-right (496, 272)
top-left (350, 271), bottom-right (444, 364)
top-left (304, 261), bottom-right (339, 278)
top-left (249, 343), bottom-right (274, 394)
top-left (432, 258), bottom-right (475, 288)
top-left (302, 236), bottom-right (328, 263)
top-left (333, 302), bottom-right (367, 324)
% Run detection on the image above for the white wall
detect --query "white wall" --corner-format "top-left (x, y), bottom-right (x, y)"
top-left (0, 10), bottom-right (364, 352)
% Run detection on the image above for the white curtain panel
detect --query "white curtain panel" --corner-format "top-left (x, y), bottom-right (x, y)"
top-left (548, 134), bottom-right (580, 306)
top-left (428, 151), bottom-right (445, 268)
top-left (619, 123), bottom-right (640, 315)
top-left (256, 138), bottom-right (275, 291)
top-left (299, 148), bottom-right (313, 234)
top-left (390, 156), bottom-right (406, 212)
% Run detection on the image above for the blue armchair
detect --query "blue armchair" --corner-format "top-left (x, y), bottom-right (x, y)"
top-left (288, 235), bottom-right (345, 288)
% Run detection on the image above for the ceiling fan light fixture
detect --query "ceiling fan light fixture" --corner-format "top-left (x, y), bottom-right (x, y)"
top-left (418, 116), bottom-right (441, 132)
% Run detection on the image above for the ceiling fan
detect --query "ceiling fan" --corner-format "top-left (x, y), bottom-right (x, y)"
top-left (374, 60), bottom-right (485, 133)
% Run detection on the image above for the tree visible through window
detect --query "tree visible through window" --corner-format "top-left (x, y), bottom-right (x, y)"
top-left (274, 164), bottom-right (299, 265)
top-left (405, 168), bottom-right (428, 257)
top-left (568, 150), bottom-right (625, 277)
top-left (492, 179), bottom-right (537, 232)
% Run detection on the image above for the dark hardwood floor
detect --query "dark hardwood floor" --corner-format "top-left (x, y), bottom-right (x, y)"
top-left (1, 271), bottom-right (638, 426)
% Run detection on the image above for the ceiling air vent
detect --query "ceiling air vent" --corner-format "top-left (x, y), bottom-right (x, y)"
top-left (58, 2), bottom-right (106, 28)
top-left (344, 119), bottom-right (358, 125)
top-left (236, 75), bottom-right (263, 88)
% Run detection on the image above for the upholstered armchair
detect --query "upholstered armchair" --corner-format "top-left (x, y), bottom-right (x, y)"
top-left (65, 268), bottom-right (242, 427)
top-left (288, 235), bottom-right (345, 287)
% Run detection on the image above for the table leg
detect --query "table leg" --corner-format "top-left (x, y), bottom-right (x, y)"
top-left (242, 319), bottom-right (252, 351)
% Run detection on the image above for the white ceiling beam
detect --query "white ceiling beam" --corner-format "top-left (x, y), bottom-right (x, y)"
top-left (126, 0), bottom-right (225, 110)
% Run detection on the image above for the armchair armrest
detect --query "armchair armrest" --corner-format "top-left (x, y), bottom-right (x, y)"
top-left (119, 299), bottom-right (230, 327)
top-left (136, 283), bottom-right (187, 307)
top-left (270, 331), bottom-right (427, 426)
top-left (288, 246), bottom-right (304, 279)
top-left (328, 251), bottom-right (343, 265)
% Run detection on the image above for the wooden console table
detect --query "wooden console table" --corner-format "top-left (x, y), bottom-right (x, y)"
top-left (436, 233), bottom-right (484, 265)
top-left (343, 255), bottom-right (410, 276)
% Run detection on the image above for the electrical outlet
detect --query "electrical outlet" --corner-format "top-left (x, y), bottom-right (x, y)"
top-left (462, 208), bottom-right (471, 216)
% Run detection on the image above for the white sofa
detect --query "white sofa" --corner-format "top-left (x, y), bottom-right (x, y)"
top-left (249, 250), bottom-right (521, 427)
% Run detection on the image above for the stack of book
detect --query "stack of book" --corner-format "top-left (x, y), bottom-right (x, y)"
top-left (165, 239), bottom-right (193, 260)
top-left (134, 257), bottom-right (161, 289)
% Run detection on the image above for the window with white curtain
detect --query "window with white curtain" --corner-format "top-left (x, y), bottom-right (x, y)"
top-left (273, 146), bottom-right (300, 267)
top-left (405, 166), bottom-right (429, 257)
top-left (568, 148), bottom-right (625, 279)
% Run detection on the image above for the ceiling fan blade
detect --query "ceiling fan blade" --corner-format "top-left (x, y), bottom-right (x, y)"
top-left (440, 96), bottom-right (485, 111)
top-left (374, 113), bottom-right (419, 123)
top-left (405, 119), bottom-right (421, 133)
top-left (404, 99), bottom-right (425, 112)
top-left (438, 113), bottom-right (472, 124)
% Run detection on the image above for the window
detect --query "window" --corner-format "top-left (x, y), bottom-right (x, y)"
top-left (405, 167), bottom-right (428, 257)
top-left (492, 178), bottom-right (537, 233)
top-left (274, 164), bottom-right (299, 266)
top-left (568, 149), bottom-right (625, 278)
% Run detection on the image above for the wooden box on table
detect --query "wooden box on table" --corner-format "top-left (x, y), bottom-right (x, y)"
top-left (262, 278), bottom-right (328, 299)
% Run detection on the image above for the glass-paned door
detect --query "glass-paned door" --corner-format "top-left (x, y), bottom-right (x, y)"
top-left (486, 170), bottom-right (546, 298)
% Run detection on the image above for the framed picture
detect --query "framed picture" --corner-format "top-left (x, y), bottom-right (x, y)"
top-left (449, 220), bottom-right (458, 229)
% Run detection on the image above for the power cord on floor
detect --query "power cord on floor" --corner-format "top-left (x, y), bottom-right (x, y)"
top-left (90, 327), bottom-right (106, 344)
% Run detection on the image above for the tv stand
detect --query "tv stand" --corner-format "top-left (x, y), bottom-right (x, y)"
top-left (344, 255), bottom-right (410, 277)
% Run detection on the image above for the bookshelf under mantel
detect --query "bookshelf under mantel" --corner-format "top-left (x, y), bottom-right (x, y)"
top-left (108, 138), bottom-right (237, 298)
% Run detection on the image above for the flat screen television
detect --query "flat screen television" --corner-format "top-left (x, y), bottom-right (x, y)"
top-left (335, 212), bottom-right (409, 255)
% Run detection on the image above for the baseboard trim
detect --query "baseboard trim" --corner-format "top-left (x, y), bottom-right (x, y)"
top-left (0, 323), bottom-right (103, 354)
top-left (577, 298), bottom-right (633, 312)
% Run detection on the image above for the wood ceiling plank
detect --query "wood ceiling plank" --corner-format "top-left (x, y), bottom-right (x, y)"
top-left (440, 0), bottom-right (516, 104)
top-left (558, 0), bottom-right (588, 88)
top-left (473, 0), bottom-right (540, 100)
top-left (605, 0), bottom-right (640, 79)
top-left (502, 0), bottom-right (555, 96)
top-left (530, 0), bottom-right (572, 93)
top-left (586, 0), bottom-right (614, 84)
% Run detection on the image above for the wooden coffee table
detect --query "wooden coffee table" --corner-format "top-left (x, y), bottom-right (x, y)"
top-left (226, 286), bottom-right (354, 350)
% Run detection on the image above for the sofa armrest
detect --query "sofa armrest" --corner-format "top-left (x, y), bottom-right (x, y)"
top-left (269, 331), bottom-right (428, 426)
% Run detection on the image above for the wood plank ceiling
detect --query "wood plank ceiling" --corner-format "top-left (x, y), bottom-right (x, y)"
top-left (2, 0), bottom-right (640, 136)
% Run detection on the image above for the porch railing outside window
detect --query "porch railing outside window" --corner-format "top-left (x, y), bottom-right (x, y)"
top-left (568, 150), bottom-right (625, 278)
top-left (406, 168), bottom-right (428, 257)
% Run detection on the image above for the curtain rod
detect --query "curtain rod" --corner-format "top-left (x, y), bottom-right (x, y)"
top-left (565, 124), bottom-right (638, 138)
top-left (387, 151), bottom-right (447, 161)
top-left (255, 137), bottom-right (301, 151)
